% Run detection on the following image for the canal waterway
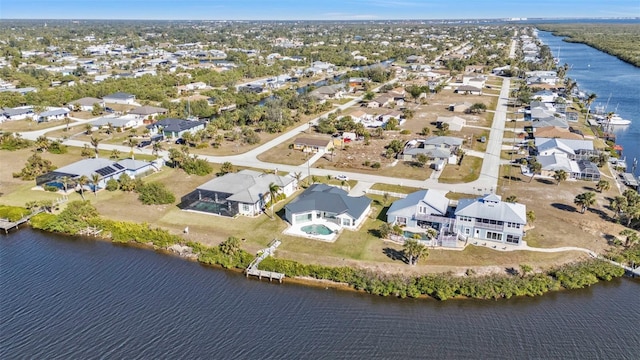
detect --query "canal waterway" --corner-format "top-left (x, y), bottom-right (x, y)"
top-left (1, 229), bottom-right (638, 359)
top-left (537, 30), bottom-right (640, 176)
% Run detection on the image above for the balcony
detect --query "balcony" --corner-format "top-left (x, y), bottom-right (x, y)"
top-left (414, 213), bottom-right (449, 223)
top-left (474, 221), bottom-right (504, 231)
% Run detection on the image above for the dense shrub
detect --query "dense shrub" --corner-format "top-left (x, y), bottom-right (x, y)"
top-left (12, 153), bottom-right (56, 180)
top-left (0, 205), bottom-right (30, 221)
top-left (105, 178), bottom-right (119, 191)
top-left (182, 157), bottom-right (213, 176)
top-left (136, 182), bottom-right (176, 205)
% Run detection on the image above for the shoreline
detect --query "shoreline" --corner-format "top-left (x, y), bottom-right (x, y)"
top-left (21, 220), bottom-right (636, 301)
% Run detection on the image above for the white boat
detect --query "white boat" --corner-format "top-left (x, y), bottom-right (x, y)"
top-left (598, 113), bottom-right (631, 126)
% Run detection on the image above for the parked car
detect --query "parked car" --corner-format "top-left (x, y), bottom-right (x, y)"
top-left (335, 174), bottom-right (349, 181)
top-left (137, 140), bottom-right (152, 148)
top-left (175, 138), bottom-right (186, 145)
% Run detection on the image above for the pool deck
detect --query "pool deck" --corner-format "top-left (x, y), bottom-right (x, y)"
top-left (283, 219), bottom-right (341, 242)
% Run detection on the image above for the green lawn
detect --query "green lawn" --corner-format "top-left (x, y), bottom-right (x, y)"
top-left (439, 156), bottom-right (483, 184)
top-left (370, 183), bottom-right (422, 194)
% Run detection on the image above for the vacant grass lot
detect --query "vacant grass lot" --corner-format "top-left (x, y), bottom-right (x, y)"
top-left (257, 140), bottom-right (313, 166)
top-left (1, 118), bottom-right (76, 133)
top-left (497, 164), bottom-right (624, 253)
top-left (439, 156), bottom-right (483, 183)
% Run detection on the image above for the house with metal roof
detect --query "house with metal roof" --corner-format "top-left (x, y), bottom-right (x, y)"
top-left (454, 194), bottom-right (527, 245)
top-left (91, 116), bottom-right (142, 130)
top-left (1, 107), bottom-right (35, 122)
top-left (103, 92), bottom-right (136, 105)
top-left (180, 170), bottom-right (297, 217)
top-left (68, 97), bottom-right (104, 112)
top-left (35, 158), bottom-right (160, 191)
top-left (128, 105), bottom-right (168, 120)
top-left (535, 138), bottom-right (594, 159)
top-left (146, 118), bottom-right (206, 139)
top-left (386, 190), bottom-right (459, 246)
top-left (37, 108), bottom-right (70, 123)
top-left (284, 184), bottom-right (371, 230)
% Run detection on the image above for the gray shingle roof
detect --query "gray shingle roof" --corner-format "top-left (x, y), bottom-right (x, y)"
top-left (285, 183), bottom-right (371, 219)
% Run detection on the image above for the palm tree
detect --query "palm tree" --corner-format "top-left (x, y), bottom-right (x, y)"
top-left (596, 179), bottom-right (610, 193)
top-left (91, 173), bottom-right (100, 197)
top-left (77, 175), bottom-right (89, 200)
top-left (574, 192), bottom-right (596, 214)
top-left (610, 195), bottom-right (627, 219)
top-left (60, 176), bottom-right (70, 193)
top-left (127, 138), bottom-right (138, 159)
top-left (35, 135), bottom-right (50, 152)
top-left (526, 210), bottom-right (536, 224)
top-left (585, 93), bottom-right (597, 119)
top-left (519, 264), bottom-right (533, 278)
top-left (293, 172), bottom-right (302, 189)
top-left (529, 161), bottom-right (542, 183)
top-left (110, 149), bottom-right (121, 160)
top-left (268, 182), bottom-right (281, 219)
top-left (219, 236), bottom-right (241, 259)
top-left (152, 141), bottom-right (164, 159)
top-left (425, 228), bottom-right (438, 241)
top-left (619, 230), bottom-right (639, 247)
top-left (553, 169), bottom-right (568, 186)
top-left (505, 195), bottom-right (518, 203)
top-left (403, 238), bottom-right (428, 266)
top-left (90, 136), bottom-right (100, 158)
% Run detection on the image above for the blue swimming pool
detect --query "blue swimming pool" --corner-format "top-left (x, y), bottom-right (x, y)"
top-left (301, 224), bottom-right (334, 236)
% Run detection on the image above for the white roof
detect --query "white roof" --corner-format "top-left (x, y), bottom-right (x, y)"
top-left (455, 194), bottom-right (526, 224)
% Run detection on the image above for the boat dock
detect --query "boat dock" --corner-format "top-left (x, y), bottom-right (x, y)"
top-left (245, 239), bottom-right (285, 283)
top-left (620, 173), bottom-right (639, 190)
top-left (0, 210), bottom-right (43, 234)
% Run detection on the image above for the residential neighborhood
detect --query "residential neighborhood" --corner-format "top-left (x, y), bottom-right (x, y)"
top-left (1, 19), bottom-right (638, 288)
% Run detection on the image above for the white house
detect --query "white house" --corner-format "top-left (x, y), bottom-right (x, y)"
top-left (454, 194), bottom-right (527, 245)
top-left (37, 108), bottom-right (70, 122)
top-left (103, 92), bottom-right (136, 105)
top-left (180, 170), bottom-right (298, 217)
top-left (1, 107), bottom-right (35, 122)
top-left (69, 97), bottom-right (104, 112)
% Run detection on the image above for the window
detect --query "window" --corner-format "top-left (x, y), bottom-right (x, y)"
top-left (342, 218), bottom-right (351, 226)
top-left (295, 213), bottom-right (313, 223)
top-left (506, 235), bottom-right (520, 244)
top-left (242, 204), bottom-right (251, 212)
top-left (418, 206), bottom-right (427, 214)
top-left (507, 222), bottom-right (521, 229)
top-left (396, 217), bottom-right (407, 225)
top-left (486, 231), bottom-right (502, 241)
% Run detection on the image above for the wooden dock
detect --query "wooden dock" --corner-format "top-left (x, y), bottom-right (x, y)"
top-left (0, 210), bottom-right (42, 234)
top-left (245, 239), bottom-right (285, 283)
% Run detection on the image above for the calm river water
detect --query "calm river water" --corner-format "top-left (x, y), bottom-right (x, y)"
top-left (537, 30), bottom-right (640, 176)
top-left (1, 229), bottom-right (639, 359)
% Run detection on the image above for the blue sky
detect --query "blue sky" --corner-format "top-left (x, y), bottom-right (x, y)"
top-left (1, 0), bottom-right (639, 20)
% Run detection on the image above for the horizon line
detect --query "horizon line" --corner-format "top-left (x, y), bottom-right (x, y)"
top-left (2, 16), bottom-right (639, 22)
